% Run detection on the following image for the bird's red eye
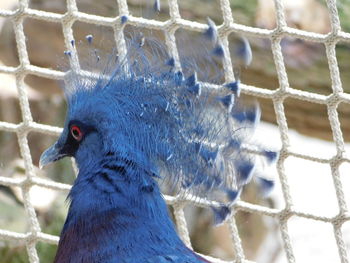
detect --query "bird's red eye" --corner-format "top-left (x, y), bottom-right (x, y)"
top-left (71, 125), bottom-right (83, 141)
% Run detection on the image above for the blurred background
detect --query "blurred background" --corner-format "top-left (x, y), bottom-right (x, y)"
top-left (0, 0), bottom-right (350, 262)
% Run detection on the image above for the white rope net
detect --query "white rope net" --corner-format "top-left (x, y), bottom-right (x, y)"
top-left (0, 0), bottom-right (349, 262)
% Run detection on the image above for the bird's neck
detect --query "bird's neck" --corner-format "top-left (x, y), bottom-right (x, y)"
top-left (56, 152), bottom-right (185, 261)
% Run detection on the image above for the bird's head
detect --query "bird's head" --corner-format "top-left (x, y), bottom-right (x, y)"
top-left (39, 32), bottom-right (277, 224)
top-left (39, 88), bottom-right (112, 169)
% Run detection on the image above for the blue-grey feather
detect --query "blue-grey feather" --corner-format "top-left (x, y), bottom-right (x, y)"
top-left (121, 15), bottom-right (128, 25)
top-left (186, 72), bottom-right (198, 87)
top-left (235, 159), bottom-right (255, 185)
top-left (212, 44), bottom-right (224, 57)
top-left (198, 146), bottom-right (219, 166)
top-left (187, 83), bottom-right (201, 97)
top-left (231, 105), bottom-right (260, 124)
top-left (212, 205), bottom-right (230, 225)
top-left (166, 57), bottom-right (175, 67)
top-left (217, 94), bottom-right (234, 112)
top-left (263, 150), bottom-right (279, 163)
top-left (204, 18), bottom-right (218, 42)
top-left (225, 81), bottom-right (240, 96)
top-left (226, 189), bottom-right (240, 202)
top-left (256, 176), bottom-right (275, 197)
top-left (64, 50), bottom-right (72, 57)
top-left (154, 0), bottom-right (160, 12)
top-left (174, 71), bottom-right (184, 85)
top-left (86, 34), bottom-right (93, 44)
top-left (236, 37), bottom-right (253, 67)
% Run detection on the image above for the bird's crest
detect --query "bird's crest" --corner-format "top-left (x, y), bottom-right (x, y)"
top-left (61, 23), bottom-right (277, 224)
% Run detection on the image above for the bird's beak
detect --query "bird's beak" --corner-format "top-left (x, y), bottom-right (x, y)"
top-left (39, 142), bottom-right (66, 169)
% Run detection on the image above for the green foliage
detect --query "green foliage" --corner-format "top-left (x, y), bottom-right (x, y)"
top-left (0, 245), bottom-right (29, 263)
top-left (337, 0), bottom-right (350, 32)
top-left (36, 209), bottom-right (66, 262)
top-left (230, 0), bottom-right (258, 26)
top-left (0, 196), bottom-right (67, 263)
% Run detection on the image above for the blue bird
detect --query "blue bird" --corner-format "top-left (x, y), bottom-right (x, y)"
top-left (39, 32), bottom-right (275, 263)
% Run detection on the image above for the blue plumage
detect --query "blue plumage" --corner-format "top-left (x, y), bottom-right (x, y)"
top-left (40, 28), bottom-right (276, 262)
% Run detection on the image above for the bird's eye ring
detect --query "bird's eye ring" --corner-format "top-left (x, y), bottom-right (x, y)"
top-left (71, 125), bottom-right (83, 141)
